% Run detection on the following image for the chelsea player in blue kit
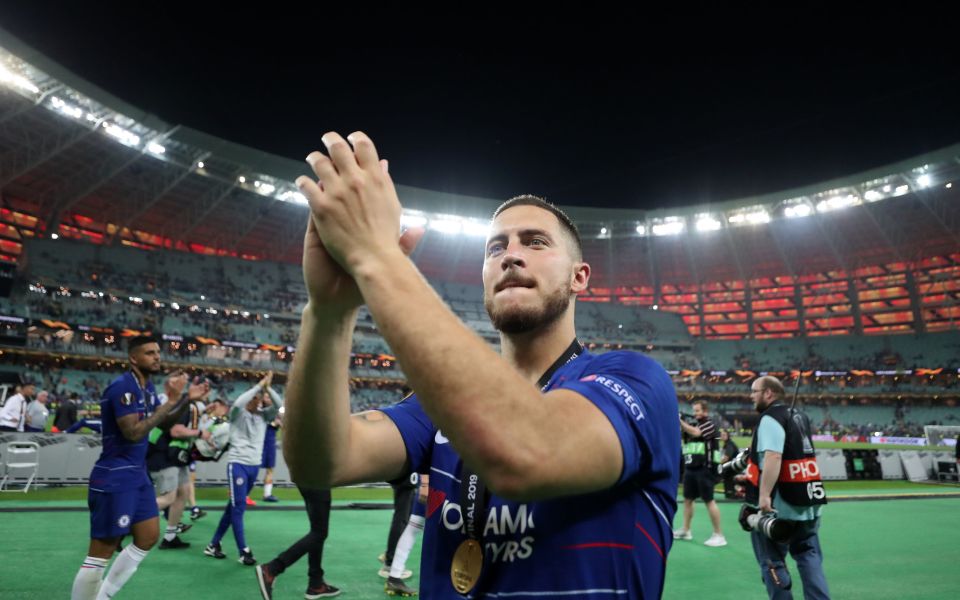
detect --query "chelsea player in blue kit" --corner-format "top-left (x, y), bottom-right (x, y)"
top-left (283, 132), bottom-right (681, 599)
top-left (71, 336), bottom-right (203, 600)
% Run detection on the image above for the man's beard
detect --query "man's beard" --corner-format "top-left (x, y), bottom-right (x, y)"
top-left (485, 283), bottom-right (572, 334)
top-left (141, 363), bottom-right (162, 376)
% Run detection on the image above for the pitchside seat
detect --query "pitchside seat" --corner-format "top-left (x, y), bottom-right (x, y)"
top-left (0, 441), bottom-right (40, 493)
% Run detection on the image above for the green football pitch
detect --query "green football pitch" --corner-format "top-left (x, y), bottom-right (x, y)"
top-left (1, 482), bottom-right (958, 599)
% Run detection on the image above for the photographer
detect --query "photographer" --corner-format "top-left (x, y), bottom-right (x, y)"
top-left (147, 376), bottom-right (212, 549)
top-left (674, 400), bottom-right (726, 547)
top-left (718, 429), bottom-right (740, 499)
top-left (743, 376), bottom-right (830, 599)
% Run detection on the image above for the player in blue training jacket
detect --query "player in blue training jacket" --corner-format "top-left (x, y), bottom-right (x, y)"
top-left (283, 132), bottom-right (681, 599)
top-left (70, 335), bottom-right (206, 600)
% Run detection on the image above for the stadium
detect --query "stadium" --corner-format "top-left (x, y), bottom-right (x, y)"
top-left (0, 27), bottom-right (958, 600)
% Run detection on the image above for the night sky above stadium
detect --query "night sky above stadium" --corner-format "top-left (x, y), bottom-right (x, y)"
top-left (3, 8), bottom-right (959, 210)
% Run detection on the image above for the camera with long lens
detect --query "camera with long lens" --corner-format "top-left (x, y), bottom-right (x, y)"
top-left (718, 448), bottom-right (749, 477)
top-left (738, 505), bottom-right (796, 543)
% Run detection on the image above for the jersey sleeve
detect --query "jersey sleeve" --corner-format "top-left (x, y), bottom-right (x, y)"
top-left (105, 381), bottom-right (141, 420)
top-left (699, 419), bottom-right (717, 440)
top-left (189, 403), bottom-right (200, 429)
top-left (231, 385), bottom-right (260, 421)
top-left (757, 415), bottom-right (786, 457)
top-left (557, 352), bottom-right (679, 486)
top-left (263, 386), bottom-right (283, 421)
top-left (379, 393), bottom-right (435, 475)
top-left (177, 406), bottom-right (192, 427)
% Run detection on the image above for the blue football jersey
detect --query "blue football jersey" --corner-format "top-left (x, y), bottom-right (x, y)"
top-left (380, 350), bottom-right (681, 599)
top-left (89, 371), bottom-right (161, 492)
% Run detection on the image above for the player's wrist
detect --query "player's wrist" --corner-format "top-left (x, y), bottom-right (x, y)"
top-left (302, 301), bottom-right (359, 333)
top-left (349, 246), bottom-right (407, 284)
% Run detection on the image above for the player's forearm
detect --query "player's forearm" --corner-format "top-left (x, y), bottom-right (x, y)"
top-left (159, 397), bottom-right (191, 429)
top-left (169, 423), bottom-right (201, 439)
top-left (283, 303), bottom-right (358, 487)
top-left (354, 253), bottom-right (548, 488)
top-left (121, 397), bottom-right (187, 441)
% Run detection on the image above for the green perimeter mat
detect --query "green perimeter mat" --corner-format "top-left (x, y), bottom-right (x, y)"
top-left (0, 497), bottom-right (958, 599)
top-left (2, 479), bottom-right (957, 508)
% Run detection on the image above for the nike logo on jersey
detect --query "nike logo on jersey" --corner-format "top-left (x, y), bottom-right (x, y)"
top-left (435, 430), bottom-right (449, 444)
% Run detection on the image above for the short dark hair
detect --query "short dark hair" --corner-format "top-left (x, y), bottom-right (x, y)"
top-left (127, 335), bottom-right (158, 353)
top-left (493, 194), bottom-right (583, 259)
top-left (693, 399), bottom-right (709, 412)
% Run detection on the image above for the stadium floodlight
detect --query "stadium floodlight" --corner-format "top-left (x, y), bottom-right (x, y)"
top-left (600, 227), bottom-right (608, 236)
top-left (652, 304), bottom-right (659, 310)
top-left (635, 224), bottom-right (647, 236)
top-left (917, 174), bottom-right (932, 188)
top-left (893, 185), bottom-right (909, 196)
top-left (50, 96), bottom-right (83, 119)
top-left (863, 190), bottom-right (883, 202)
top-left (695, 215), bottom-right (722, 232)
top-left (882, 184), bottom-right (892, 193)
top-left (652, 218), bottom-right (684, 236)
top-left (429, 218), bottom-right (462, 234)
top-left (729, 208), bottom-right (770, 225)
top-left (278, 190), bottom-right (307, 204)
top-left (947, 183), bottom-right (953, 189)
top-left (171, 302), bottom-right (180, 310)
top-left (102, 122), bottom-right (140, 147)
top-left (197, 161), bottom-right (205, 169)
top-left (238, 176), bottom-right (246, 183)
top-left (784, 204), bottom-right (812, 218)
top-left (400, 213), bottom-right (427, 228)
top-left (147, 142), bottom-right (166, 155)
top-left (815, 194), bottom-right (858, 213)
top-left (0, 63), bottom-right (39, 94)
top-left (50, 233), bottom-right (59, 240)
top-left (462, 220), bottom-right (491, 237)
top-left (254, 181), bottom-right (275, 194)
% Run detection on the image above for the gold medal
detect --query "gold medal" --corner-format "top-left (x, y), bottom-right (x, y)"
top-left (451, 539), bottom-right (483, 594)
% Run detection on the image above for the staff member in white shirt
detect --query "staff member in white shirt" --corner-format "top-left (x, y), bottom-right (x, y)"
top-left (0, 374), bottom-right (37, 432)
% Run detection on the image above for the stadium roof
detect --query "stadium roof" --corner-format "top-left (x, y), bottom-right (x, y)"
top-left (1, 29), bottom-right (958, 289)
